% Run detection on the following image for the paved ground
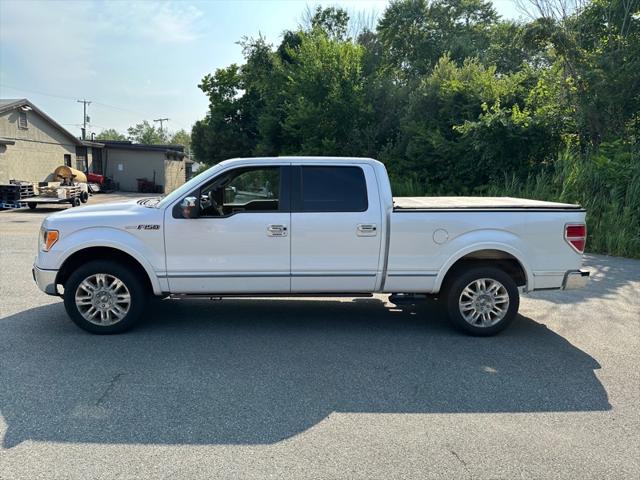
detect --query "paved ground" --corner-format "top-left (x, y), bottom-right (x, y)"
top-left (0, 193), bottom-right (638, 479)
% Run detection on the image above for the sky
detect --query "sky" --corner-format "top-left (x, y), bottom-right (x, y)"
top-left (0, 0), bottom-right (522, 139)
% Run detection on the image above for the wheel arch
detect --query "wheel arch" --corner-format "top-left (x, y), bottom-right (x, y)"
top-left (435, 244), bottom-right (533, 293)
top-left (56, 246), bottom-right (161, 295)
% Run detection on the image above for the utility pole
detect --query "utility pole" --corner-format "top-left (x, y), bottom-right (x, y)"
top-left (153, 118), bottom-right (169, 132)
top-left (77, 99), bottom-right (91, 140)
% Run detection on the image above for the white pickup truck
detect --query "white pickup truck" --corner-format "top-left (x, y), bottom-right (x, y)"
top-left (33, 157), bottom-right (589, 335)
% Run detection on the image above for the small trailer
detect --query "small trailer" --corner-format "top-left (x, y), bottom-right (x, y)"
top-left (0, 165), bottom-right (92, 210)
top-left (21, 184), bottom-right (88, 210)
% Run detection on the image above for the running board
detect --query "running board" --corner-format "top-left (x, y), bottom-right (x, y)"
top-left (168, 292), bottom-right (375, 300)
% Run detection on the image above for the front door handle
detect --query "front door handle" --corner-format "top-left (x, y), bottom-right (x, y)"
top-left (357, 224), bottom-right (377, 236)
top-left (267, 224), bottom-right (288, 237)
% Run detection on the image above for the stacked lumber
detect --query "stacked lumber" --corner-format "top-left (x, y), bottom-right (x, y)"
top-left (38, 185), bottom-right (80, 199)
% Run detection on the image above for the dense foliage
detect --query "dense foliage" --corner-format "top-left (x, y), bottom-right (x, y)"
top-left (192, 0), bottom-right (640, 257)
top-left (97, 122), bottom-right (191, 150)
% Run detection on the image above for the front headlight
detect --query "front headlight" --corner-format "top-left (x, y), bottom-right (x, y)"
top-left (40, 228), bottom-right (59, 252)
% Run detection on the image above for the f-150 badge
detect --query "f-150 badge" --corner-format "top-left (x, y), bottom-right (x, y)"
top-left (125, 224), bottom-right (160, 230)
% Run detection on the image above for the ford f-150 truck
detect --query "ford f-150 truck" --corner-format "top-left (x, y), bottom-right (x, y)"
top-left (33, 157), bottom-right (590, 335)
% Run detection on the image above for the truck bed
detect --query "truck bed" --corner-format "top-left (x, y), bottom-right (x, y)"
top-left (393, 196), bottom-right (583, 211)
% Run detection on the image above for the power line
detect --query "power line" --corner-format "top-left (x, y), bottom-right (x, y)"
top-left (0, 83), bottom-right (76, 101)
top-left (0, 83), bottom-right (150, 117)
top-left (0, 83), bottom-right (192, 132)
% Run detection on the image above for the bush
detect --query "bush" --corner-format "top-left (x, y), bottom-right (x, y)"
top-left (486, 145), bottom-right (640, 258)
top-left (390, 143), bottom-right (640, 259)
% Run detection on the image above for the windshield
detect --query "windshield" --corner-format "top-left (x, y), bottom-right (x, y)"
top-left (156, 163), bottom-right (225, 209)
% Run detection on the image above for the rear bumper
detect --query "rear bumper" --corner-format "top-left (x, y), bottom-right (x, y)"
top-left (562, 269), bottom-right (590, 290)
top-left (32, 264), bottom-right (59, 296)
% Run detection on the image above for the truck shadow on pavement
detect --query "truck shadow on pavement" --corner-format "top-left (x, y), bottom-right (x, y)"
top-left (0, 298), bottom-right (610, 448)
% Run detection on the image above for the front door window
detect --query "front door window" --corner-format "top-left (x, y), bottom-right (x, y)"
top-left (200, 167), bottom-right (281, 217)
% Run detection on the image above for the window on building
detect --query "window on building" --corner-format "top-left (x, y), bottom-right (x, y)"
top-left (297, 166), bottom-right (368, 212)
top-left (64, 154), bottom-right (71, 167)
top-left (18, 111), bottom-right (28, 129)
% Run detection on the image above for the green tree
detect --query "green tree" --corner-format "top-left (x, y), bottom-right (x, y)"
top-left (127, 120), bottom-right (168, 144)
top-left (308, 5), bottom-right (349, 40)
top-left (386, 56), bottom-right (554, 192)
top-left (170, 129), bottom-right (191, 150)
top-left (518, 0), bottom-right (640, 146)
top-left (95, 128), bottom-right (126, 141)
top-left (193, 64), bottom-right (257, 164)
top-left (279, 30), bottom-right (369, 155)
top-left (377, 0), bottom-right (500, 78)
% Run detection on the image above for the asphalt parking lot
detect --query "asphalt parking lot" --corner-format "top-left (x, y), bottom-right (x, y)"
top-left (0, 193), bottom-right (638, 479)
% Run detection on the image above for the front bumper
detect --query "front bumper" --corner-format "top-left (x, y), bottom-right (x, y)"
top-left (33, 264), bottom-right (59, 296)
top-left (562, 269), bottom-right (590, 290)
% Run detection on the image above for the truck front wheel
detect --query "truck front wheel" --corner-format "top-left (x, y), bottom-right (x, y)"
top-left (443, 266), bottom-right (520, 336)
top-left (63, 260), bottom-right (148, 334)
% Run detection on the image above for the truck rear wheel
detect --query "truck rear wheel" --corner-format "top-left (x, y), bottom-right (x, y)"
top-left (63, 260), bottom-right (148, 334)
top-left (443, 266), bottom-right (519, 336)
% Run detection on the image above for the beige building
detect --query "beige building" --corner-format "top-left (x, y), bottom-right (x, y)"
top-left (101, 141), bottom-right (192, 193)
top-left (0, 98), bottom-right (98, 183)
top-left (0, 99), bottom-right (192, 193)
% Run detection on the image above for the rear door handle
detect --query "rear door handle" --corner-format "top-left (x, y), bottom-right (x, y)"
top-left (357, 224), bottom-right (377, 236)
top-left (267, 224), bottom-right (288, 237)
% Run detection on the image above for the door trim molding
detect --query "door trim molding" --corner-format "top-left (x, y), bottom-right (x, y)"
top-left (386, 272), bottom-right (438, 277)
top-left (160, 272), bottom-right (290, 278)
top-left (160, 272), bottom-right (377, 279)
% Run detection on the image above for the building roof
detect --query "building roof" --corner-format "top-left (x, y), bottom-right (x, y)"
top-left (0, 99), bottom-right (24, 108)
top-left (0, 99), bottom-right (190, 160)
top-left (99, 140), bottom-right (184, 152)
top-left (0, 98), bottom-right (84, 146)
top-left (99, 140), bottom-right (189, 160)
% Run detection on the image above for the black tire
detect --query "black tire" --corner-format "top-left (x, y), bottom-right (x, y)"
top-left (80, 191), bottom-right (89, 203)
top-left (63, 260), bottom-right (148, 334)
top-left (443, 266), bottom-right (519, 336)
top-left (71, 197), bottom-right (81, 207)
top-left (28, 202), bottom-right (37, 210)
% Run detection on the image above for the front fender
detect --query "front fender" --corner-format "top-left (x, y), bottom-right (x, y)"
top-left (46, 227), bottom-right (164, 295)
top-left (434, 229), bottom-right (534, 292)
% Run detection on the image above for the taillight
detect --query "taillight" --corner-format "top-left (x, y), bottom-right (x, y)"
top-left (565, 223), bottom-right (587, 253)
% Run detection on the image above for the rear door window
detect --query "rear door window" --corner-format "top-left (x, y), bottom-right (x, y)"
top-left (297, 166), bottom-right (368, 212)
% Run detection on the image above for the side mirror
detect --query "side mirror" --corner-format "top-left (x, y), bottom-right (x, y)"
top-left (175, 195), bottom-right (200, 219)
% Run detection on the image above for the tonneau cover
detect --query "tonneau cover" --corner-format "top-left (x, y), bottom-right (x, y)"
top-left (393, 196), bottom-right (582, 210)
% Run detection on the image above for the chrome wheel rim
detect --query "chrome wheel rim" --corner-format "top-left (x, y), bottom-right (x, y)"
top-left (75, 273), bottom-right (131, 326)
top-left (458, 278), bottom-right (509, 328)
